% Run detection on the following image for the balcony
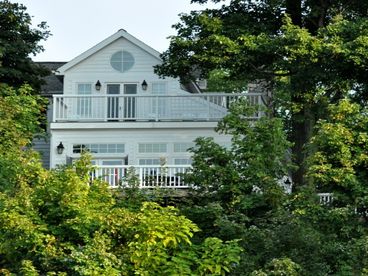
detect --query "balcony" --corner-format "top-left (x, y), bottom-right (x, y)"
top-left (53, 93), bottom-right (264, 122)
top-left (91, 165), bottom-right (191, 188)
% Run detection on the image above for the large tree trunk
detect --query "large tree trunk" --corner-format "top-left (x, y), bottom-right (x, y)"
top-left (286, 0), bottom-right (316, 189)
top-left (290, 101), bottom-right (315, 189)
top-left (286, 0), bottom-right (302, 26)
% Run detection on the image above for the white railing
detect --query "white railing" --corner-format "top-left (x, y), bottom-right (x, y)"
top-left (317, 193), bottom-right (333, 204)
top-left (91, 166), bottom-right (335, 204)
top-left (53, 93), bottom-right (264, 122)
top-left (91, 165), bottom-right (191, 188)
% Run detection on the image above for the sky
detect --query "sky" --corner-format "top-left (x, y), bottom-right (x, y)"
top-left (10, 0), bottom-right (224, 62)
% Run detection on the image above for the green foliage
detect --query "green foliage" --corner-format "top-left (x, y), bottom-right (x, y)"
top-left (0, 0), bottom-right (50, 90)
top-left (0, 155), bottom-right (241, 274)
top-left (206, 69), bottom-right (247, 92)
top-left (0, 85), bottom-right (46, 150)
top-left (155, 0), bottom-right (368, 187)
top-left (0, 84), bottom-right (241, 275)
top-left (177, 97), bottom-right (368, 274)
top-left (184, 100), bottom-right (292, 221)
top-left (128, 203), bottom-right (242, 275)
top-left (308, 99), bottom-right (368, 208)
top-left (251, 258), bottom-right (301, 276)
top-left (0, 85), bottom-right (47, 192)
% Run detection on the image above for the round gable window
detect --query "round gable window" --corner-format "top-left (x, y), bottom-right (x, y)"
top-left (110, 50), bottom-right (135, 72)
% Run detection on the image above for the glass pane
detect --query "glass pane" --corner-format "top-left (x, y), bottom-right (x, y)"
top-left (102, 160), bottom-right (124, 166)
top-left (116, 144), bottom-right (125, 152)
top-left (107, 84), bottom-right (120, 95)
top-left (99, 144), bottom-right (108, 153)
top-left (122, 51), bottom-right (135, 72)
top-left (110, 51), bottom-right (123, 72)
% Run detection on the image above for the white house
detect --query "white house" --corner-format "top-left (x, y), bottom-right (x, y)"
top-left (49, 29), bottom-right (263, 188)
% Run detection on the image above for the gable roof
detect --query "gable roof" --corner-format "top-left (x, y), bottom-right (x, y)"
top-left (57, 29), bottom-right (161, 74)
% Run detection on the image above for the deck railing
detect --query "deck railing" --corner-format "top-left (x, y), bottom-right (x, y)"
top-left (53, 93), bottom-right (264, 122)
top-left (91, 165), bottom-right (334, 205)
top-left (91, 165), bottom-right (191, 188)
top-left (317, 193), bottom-right (333, 204)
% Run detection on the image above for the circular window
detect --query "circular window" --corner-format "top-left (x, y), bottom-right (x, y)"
top-left (110, 50), bottom-right (135, 72)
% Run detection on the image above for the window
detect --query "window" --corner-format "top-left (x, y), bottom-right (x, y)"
top-left (138, 143), bottom-right (167, 153)
top-left (110, 50), bottom-right (135, 72)
top-left (139, 159), bottom-right (161, 166)
top-left (73, 144), bottom-right (125, 154)
top-left (77, 83), bottom-right (92, 117)
top-left (173, 143), bottom-right (194, 153)
top-left (174, 158), bottom-right (192, 165)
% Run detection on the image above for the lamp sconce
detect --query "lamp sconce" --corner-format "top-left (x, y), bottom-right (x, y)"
top-left (284, 178), bottom-right (291, 186)
top-left (57, 142), bottom-right (65, 154)
top-left (141, 80), bottom-right (148, 91)
top-left (95, 80), bottom-right (102, 91)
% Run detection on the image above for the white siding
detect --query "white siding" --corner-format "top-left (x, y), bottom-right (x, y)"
top-left (50, 127), bottom-right (231, 168)
top-left (63, 38), bottom-right (182, 96)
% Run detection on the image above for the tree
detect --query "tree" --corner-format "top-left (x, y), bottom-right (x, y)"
top-left (183, 99), bottom-right (292, 223)
top-left (155, 0), bottom-right (368, 187)
top-left (0, 85), bottom-right (242, 275)
top-left (308, 99), bottom-right (368, 210)
top-left (178, 98), bottom-right (368, 275)
top-left (0, 155), bottom-right (242, 275)
top-left (0, 0), bottom-right (50, 90)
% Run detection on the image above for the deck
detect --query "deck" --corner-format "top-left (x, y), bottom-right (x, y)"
top-left (53, 93), bottom-right (264, 122)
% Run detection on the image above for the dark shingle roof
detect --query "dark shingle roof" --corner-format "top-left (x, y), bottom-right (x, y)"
top-left (37, 62), bottom-right (66, 96)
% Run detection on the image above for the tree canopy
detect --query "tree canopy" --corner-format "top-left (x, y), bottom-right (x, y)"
top-left (155, 0), bottom-right (368, 187)
top-left (154, 1), bottom-right (368, 274)
top-left (0, 84), bottom-right (242, 275)
top-left (0, 0), bottom-right (50, 90)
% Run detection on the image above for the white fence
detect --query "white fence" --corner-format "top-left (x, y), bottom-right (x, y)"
top-left (53, 93), bottom-right (264, 122)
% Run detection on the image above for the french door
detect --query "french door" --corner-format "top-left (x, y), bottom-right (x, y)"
top-left (106, 84), bottom-right (137, 120)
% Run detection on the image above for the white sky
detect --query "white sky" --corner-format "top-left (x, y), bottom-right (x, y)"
top-left (10, 0), bottom-right (224, 61)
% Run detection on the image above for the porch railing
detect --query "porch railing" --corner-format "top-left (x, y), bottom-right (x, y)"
top-left (91, 165), bottom-right (334, 205)
top-left (317, 193), bottom-right (333, 204)
top-left (90, 165), bottom-right (191, 188)
top-left (53, 93), bottom-right (264, 122)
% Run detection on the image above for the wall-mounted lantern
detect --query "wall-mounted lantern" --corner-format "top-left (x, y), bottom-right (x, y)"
top-left (141, 80), bottom-right (148, 91)
top-left (95, 80), bottom-right (102, 91)
top-left (57, 142), bottom-right (65, 154)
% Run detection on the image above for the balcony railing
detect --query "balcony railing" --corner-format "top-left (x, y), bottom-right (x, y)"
top-left (91, 165), bottom-right (191, 188)
top-left (90, 165), bottom-right (333, 205)
top-left (317, 193), bottom-right (333, 204)
top-left (53, 93), bottom-right (264, 122)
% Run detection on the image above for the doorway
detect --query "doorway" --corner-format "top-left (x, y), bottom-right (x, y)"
top-left (106, 84), bottom-right (137, 120)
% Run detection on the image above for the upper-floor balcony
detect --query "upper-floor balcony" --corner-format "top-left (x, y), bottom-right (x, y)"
top-left (52, 93), bottom-right (264, 122)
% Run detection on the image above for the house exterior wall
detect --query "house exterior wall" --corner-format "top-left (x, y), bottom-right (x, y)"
top-left (50, 122), bottom-right (230, 168)
top-left (49, 31), bottom-right (229, 169)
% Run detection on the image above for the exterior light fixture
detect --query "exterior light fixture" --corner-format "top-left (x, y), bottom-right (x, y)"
top-left (95, 80), bottom-right (102, 91)
top-left (141, 80), bottom-right (148, 91)
top-left (57, 142), bottom-right (65, 154)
